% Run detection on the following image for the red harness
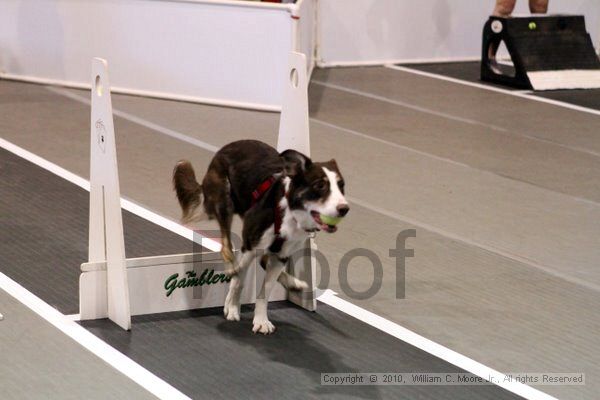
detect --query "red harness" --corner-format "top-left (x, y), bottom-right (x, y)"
top-left (251, 176), bottom-right (285, 251)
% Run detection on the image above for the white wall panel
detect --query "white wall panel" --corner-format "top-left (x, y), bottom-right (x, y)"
top-left (0, 0), bottom-right (300, 110)
top-left (317, 0), bottom-right (600, 66)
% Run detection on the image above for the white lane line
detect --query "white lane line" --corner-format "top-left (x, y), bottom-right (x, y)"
top-left (46, 87), bottom-right (219, 154)
top-left (311, 117), bottom-right (472, 168)
top-left (0, 137), bottom-right (221, 253)
top-left (386, 64), bottom-right (600, 119)
top-left (313, 74), bottom-right (600, 159)
top-left (0, 125), bottom-right (558, 400)
top-left (385, 64), bottom-right (527, 96)
top-left (1, 72), bottom-right (279, 113)
top-left (311, 117), bottom-right (600, 208)
top-left (0, 272), bottom-right (192, 400)
top-left (311, 79), bottom-right (509, 132)
top-left (50, 84), bottom-right (600, 208)
top-left (347, 195), bottom-right (600, 294)
top-left (0, 137), bottom-right (90, 190)
top-left (317, 289), bottom-right (558, 400)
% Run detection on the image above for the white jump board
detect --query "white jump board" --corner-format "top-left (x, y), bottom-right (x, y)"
top-left (79, 252), bottom-right (287, 319)
top-left (527, 69), bottom-right (600, 90)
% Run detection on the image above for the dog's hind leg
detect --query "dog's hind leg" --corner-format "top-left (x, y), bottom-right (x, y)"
top-left (220, 230), bottom-right (236, 275)
top-left (202, 169), bottom-right (237, 273)
top-left (224, 249), bottom-right (257, 321)
top-left (215, 197), bottom-right (236, 274)
top-left (253, 255), bottom-right (286, 334)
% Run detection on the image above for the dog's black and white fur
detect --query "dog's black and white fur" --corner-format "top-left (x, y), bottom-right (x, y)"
top-left (173, 140), bottom-right (348, 334)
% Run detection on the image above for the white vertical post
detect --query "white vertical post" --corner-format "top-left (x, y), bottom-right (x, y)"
top-left (88, 58), bottom-right (131, 330)
top-left (278, 52), bottom-right (310, 155)
top-left (277, 52), bottom-right (317, 311)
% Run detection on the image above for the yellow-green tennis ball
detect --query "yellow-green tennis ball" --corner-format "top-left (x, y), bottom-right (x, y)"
top-left (529, 22), bottom-right (537, 30)
top-left (320, 214), bottom-right (343, 226)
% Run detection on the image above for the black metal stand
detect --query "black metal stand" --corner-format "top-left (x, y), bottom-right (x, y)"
top-left (481, 15), bottom-right (600, 89)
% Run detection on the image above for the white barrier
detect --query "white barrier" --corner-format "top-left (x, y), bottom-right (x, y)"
top-left (0, 0), bottom-right (316, 112)
top-left (79, 53), bottom-right (315, 330)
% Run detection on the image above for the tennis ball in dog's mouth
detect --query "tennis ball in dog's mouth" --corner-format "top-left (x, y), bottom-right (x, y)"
top-left (528, 21), bottom-right (537, 30)
top-left (320, 214), bottom-right (343, 226)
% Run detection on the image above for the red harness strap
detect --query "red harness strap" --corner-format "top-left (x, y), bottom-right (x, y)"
top-left (251, 176), bottom-right (276, 205)
top-left (251, 176), bottom-right (285, 250)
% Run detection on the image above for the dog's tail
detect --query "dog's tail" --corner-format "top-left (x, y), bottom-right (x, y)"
top-left (173, 160), bottom-right (203, 223)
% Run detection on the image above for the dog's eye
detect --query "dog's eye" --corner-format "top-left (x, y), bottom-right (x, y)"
top-left (338, 180), bottom-right (345, 191)
top-left (313, 180), bottom-right (327, 191)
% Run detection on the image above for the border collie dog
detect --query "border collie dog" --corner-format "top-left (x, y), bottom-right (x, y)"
top-left (173, 140), bottom-right (349, 334)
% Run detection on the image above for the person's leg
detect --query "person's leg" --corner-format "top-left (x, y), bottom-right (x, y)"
top-left (493, 0), bottom-right (517, 17)
top-left (529, 0), bottom-right (549, 14)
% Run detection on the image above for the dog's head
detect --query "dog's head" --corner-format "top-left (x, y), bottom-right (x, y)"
top-left (280, 150), bottom-right (349, 233)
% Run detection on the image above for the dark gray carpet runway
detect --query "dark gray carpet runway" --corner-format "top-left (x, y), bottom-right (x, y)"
top-left (1, 148), bottom-right (521, 399)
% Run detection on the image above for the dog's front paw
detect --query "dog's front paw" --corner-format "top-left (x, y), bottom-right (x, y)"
top-left (223, 293), bottom-right (240, 321)
top-left (223, 302), bottom-right (240, 321)
top-left (252, 317), bottom-right (275, 335)
top-left (291, 278), bottom-right (309, 291)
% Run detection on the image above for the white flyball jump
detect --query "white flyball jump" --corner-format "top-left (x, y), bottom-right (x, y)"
top-left (79, 54), bottom-right (316, 330)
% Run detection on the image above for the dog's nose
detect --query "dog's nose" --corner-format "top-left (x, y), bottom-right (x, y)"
top-left (337, 204), bottom-right (350, 217)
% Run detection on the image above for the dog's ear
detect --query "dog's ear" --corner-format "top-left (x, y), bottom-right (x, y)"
top-left (280, 149), bottom-right (312, 178)
top-left (327, 158), bottom-right (342, 173)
